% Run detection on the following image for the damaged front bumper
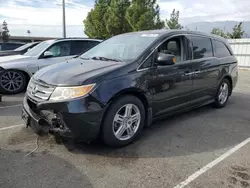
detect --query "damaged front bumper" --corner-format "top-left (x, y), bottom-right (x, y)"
top-left (22, 95), bottom-right (105, 141)
top-left (22, 96), bottom-right (73, 138)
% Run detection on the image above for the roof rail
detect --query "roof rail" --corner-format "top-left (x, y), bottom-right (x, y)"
top-left (55, 37), bottom-right (102, 41)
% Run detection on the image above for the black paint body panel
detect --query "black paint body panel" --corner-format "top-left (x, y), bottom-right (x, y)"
top-left (22, 30), bottom-right (238, 141)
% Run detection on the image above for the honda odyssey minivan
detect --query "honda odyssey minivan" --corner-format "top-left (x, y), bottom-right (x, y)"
top-left (22, 30), bottom-right (238, 147)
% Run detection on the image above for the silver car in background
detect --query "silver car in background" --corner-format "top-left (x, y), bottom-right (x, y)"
top-left (0, 38), bottom-right (102, 94)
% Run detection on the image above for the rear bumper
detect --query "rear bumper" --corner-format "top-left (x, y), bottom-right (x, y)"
top-left (22, 95), bottom-right (105, 141)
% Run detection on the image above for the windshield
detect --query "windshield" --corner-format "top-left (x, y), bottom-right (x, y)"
top-left (24, 40), bottom-right (54, 56)
top-left (14, 42), bottom-right (37, 52)
top-left (80, 33), bottom-right (159, 62)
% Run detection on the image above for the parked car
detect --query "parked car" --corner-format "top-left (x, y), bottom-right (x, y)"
top-left (0, 42), bottom-right (25, 51)
top-left (0, 38), bottom-right (102, 94)
top-left (0, 42), bottom-right (40, 57)
top-left (22, 30), bottom-right (238, 147)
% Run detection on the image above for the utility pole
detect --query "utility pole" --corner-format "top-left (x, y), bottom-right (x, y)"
top-left (62, 0), bottom-right (66, 38)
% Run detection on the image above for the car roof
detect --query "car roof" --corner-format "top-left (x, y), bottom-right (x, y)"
top-left (55, 38), bottom-right (102, 42)
top-left (121, 29), bottom-right (228, 43)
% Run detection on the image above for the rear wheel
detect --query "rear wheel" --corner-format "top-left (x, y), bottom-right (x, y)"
top-left (0, 70), bottom-right (27, 94)
top-left (214, 78), bottom-right (231, 108)
top-left (102, 95), bottom-right (145, 147)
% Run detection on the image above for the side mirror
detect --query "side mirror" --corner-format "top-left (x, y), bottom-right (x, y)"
top-left (43, 51), bottom-right (53, 58)
top-left (156, 52), bottom-right (176, 66)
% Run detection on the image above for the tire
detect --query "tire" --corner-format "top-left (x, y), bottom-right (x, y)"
top-left (213, 78), bottom-right (231, 108)
top-left (102, 95), bottom-right (145, 147)
top-left (0, 70), bottom-right (27, 94)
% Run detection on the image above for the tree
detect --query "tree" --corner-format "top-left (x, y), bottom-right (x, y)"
top-left (83, 0), bottom-right (109, 39)
top-left (2, 21), bottom-right (10, 42)
top-left (165, 9), bottom-right (183, 29)
top-left (228, 22), bottom-right (244, 39)
top-left (125, 0), bottom-right (165, 31)
top-left (83, 0), bottom-right (165, 38)
top-left (105, 0), bottom-right (132, 37)
top-left (211, 28), bottom-right (229, 38)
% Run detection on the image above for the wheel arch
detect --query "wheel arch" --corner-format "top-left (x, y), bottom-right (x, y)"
top-left (222, 75), bottom-right (233, 95)
top-left (99, 88), bottom-right (152, 136)
top-left (8, 68), bottom-right (31, 84)
top-left (107, 88), bottom-right (150, 109)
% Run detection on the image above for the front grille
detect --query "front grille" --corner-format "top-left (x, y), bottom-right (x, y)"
top-left (27, 78), bottom-right (55, 102)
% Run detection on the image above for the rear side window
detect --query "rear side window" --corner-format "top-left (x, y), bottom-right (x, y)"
top-left (213, 40), bottom-right (231, 58)
top-left (88, 41), bottom-right (100, 48)
top-left (70, 41), bottom-right (89, 55)
top-left (70, 40), bottom-right (100, 55)
top-left (189, 36), bottom-right (213, 59)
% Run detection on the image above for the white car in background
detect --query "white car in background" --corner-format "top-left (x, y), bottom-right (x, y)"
top-left (0, 38), bottom-right (102, 94)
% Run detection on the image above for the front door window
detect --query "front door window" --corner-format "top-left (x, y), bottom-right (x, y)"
top-left (46, 41), bottom-right (71, 57)
top-left (157, 37), bottom-right (183, 62)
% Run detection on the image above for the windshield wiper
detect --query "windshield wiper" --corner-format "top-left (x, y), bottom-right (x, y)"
top-left (91, 56), bottom-right (121, 62)
top-left (73, 55), bottom-right (80, 58)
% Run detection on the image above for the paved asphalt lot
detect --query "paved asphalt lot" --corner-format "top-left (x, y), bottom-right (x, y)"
top-left (0, 70), bottom-right (250, 188)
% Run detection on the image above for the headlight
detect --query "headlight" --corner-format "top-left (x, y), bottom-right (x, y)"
top-left (49, 84), bottom-right (96, 101)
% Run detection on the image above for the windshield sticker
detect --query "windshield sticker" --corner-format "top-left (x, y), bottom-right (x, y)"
top-left (141, 34), bottom-right (159, 37)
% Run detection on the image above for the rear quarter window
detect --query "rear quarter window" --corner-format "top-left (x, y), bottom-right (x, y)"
top-left (213, 40), bottom-right (232, 58)
top-left (70, 40), bottom-right (101, 55)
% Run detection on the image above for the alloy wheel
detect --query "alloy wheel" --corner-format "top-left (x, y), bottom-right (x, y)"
top-left (112, 104), bottom-right (141, 141)
top-left (218, 82), bottom-right (229, 105)
top-left (0, 71), bottom-right (24, 93)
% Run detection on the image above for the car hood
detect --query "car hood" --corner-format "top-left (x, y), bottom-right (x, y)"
top-left (33, 58), bottom-right (125, 86)
top-left (0, 55), bottom-right (32, 65)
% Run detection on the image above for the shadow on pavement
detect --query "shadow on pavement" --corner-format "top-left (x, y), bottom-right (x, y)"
top-left (61, 92), bottom-right (250, 160)
top-left (0, 148), bottom-right (93, 188)
top-left (0, 93), bottom-right (24, 107)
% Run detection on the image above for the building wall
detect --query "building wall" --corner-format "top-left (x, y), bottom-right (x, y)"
top-left (228, 39), bottom-right (250, 68)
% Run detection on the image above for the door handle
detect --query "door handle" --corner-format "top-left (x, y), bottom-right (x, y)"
top-left (184, 71), bottom-right (193, 76)
top-left (194, 70), bottom-right (201, 74)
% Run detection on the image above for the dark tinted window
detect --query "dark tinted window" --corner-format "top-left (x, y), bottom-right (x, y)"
top-left (214, 40), bottom-right (231, 58)
top-left (140, 55), bottom-right (153, 69)
top-left (0, 43), bottom-right (24, 51)
top-left (189, 36), bottom-right (213, 59)
top-left (70, 41), bottom-right (100, 55)
top-left (70, 41), bottom-right (89, 55)
top-left (88, 41), bottom-right (100, 48)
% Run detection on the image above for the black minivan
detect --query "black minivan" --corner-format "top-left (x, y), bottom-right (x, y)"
top-left (22, 30), bottom-right (238, 147)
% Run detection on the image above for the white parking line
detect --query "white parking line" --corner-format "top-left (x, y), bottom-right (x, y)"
top-left (0, 104), bottom-right (22, 109)
top-left (0, 124), bottom-right (24, 131)
top-left (173, 136), bottom-right (250, 188)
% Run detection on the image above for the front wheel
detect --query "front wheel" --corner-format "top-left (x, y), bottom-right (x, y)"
top-left (214, 78), bottom-right (231, 108)
top-left (0, 70), bottom-right (27, 94)
top-left (102, 95), bottom-right (145, 147)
